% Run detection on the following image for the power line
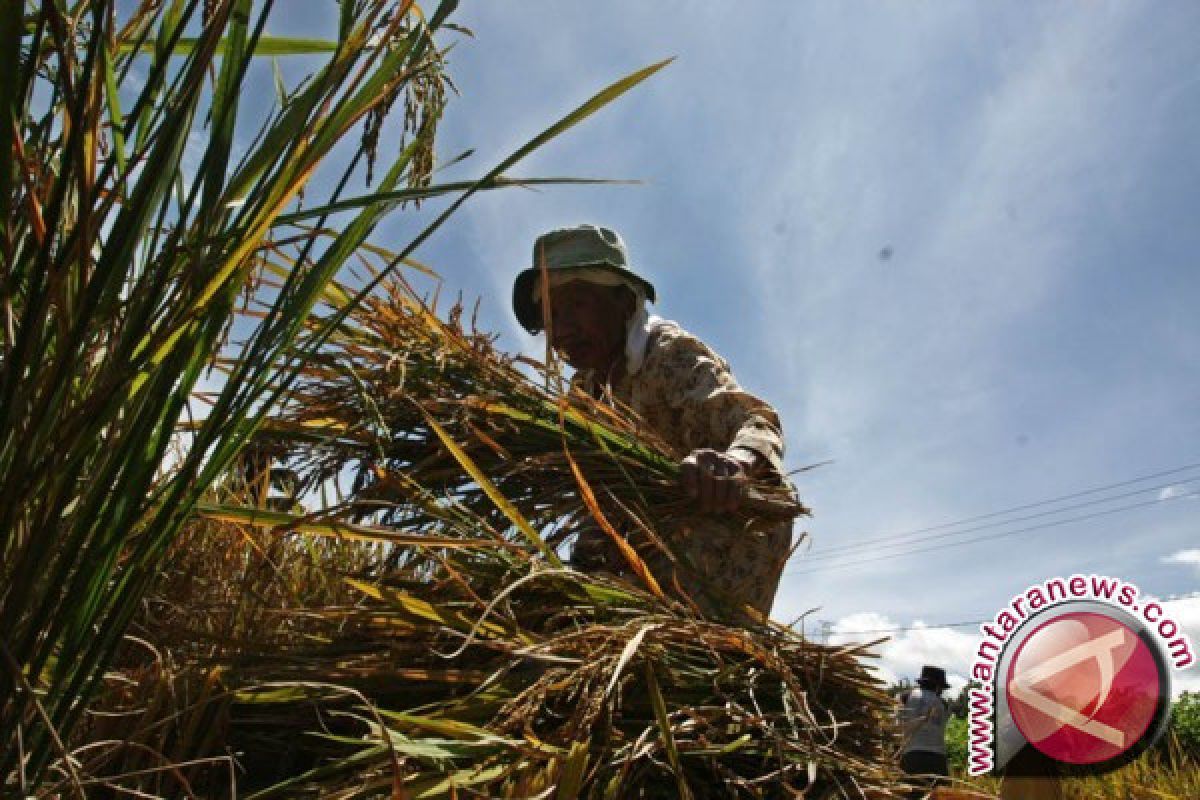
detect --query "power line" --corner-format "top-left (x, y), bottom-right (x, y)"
top-left (801, 477), bottom-right (1200, 562)
top-left (786, 490), bottom-right (1199, 576)
top-left (805, 461), bottom-right (1200, 557)
top-left (827, 619), bottom-right (990, 637)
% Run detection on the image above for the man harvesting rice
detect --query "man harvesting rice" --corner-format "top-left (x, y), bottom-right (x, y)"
top-left (512, 224), bottom-right (794, 617)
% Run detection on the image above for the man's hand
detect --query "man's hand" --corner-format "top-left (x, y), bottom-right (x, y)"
top-left (680, 447), bottom-right (760, 513)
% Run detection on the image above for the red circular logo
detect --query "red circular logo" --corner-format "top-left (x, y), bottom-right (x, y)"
top-left (1005, 611), bottom-right (1162, 765)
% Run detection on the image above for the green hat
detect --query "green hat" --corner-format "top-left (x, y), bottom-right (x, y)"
top-left (512, 224), bottom-right (657, 334)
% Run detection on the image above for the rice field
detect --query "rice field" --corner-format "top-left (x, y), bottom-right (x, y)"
top-left (5, 2), bottom-right (1194, 798)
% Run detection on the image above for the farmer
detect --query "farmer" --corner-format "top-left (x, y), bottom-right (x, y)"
top-left (897, 665), bottom-right (951, 797)
top-left (512, 224), bottom-right (794, 618)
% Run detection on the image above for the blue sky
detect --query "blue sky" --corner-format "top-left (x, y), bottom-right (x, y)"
top-left (257, 1), bottom-right (1200, 691)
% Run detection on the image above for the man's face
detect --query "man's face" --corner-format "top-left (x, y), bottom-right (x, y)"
top-left (545, 280), bottom-right (630, 371)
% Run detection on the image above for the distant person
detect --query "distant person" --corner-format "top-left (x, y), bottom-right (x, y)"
top-left (511, 224), bottom-right (793, 618)
top-left (897, 665), bottom-right (951, 796)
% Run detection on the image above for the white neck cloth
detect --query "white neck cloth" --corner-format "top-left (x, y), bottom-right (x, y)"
top-left (623, 305), bottom-right (670, 377)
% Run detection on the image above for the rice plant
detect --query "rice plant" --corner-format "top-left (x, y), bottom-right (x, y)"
top-left (0, 0), bottom-right (665, 793)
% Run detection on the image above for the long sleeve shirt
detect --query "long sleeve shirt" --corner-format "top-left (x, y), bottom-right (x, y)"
top-left (897, 688), bottom-right (949, 755)
top-left (571, 310), bottom-right (794, 616)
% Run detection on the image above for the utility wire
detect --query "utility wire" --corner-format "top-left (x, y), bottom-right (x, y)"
top-left (806, 461), bottom-right (1200, 557)
top-left (828, 619), bottom-right (990, 637)
top-left (802, 477), bottom-right (1200, 562)
top-left (786, 490), bottom-right (1199, 576)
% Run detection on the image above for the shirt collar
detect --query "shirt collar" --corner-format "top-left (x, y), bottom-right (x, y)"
top-left (624, 305), bottom-right (675, 377)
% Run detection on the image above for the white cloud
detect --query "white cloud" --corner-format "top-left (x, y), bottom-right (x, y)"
top-left (1174, 672), bottom-right (1200, 695)
top-left (1164, 549), bottom-right (1200, 574)
top-left (1163, 596), bottom-right (1200, 696)
top-left (828, 612), bottom-right (977, 693)
top-left (832, 597), bottom-right (1199, 698)
top-left (1165, 595), bottom-right (1200, 623)
top-left (1159, 485), bottom-right (1197, 501)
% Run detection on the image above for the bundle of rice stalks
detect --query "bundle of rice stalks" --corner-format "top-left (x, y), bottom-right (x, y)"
top-left (123, 270), bottom-right (915, 798)
top-left (125, 514), bottom-right (908, 798)
top-left (223, 575), bottom-right (906, 799)
top-left (247, 269), bottom-right (805, 609)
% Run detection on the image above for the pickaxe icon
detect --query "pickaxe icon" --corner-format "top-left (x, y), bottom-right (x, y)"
top-left (1007, 628), bottom-right (1128, 747)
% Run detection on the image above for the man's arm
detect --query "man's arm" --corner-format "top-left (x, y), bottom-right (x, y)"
top-left (647, 327), bottom-right (787, 512)
top-left (728, 446), bottom-right (768, 478)
top-left (896, 692), bottom-right (930, 739)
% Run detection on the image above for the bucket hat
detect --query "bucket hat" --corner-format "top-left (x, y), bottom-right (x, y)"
top-left (918, 665), bottom-right (951, 690)
top-left (512, 224), bottom-right (656, 334)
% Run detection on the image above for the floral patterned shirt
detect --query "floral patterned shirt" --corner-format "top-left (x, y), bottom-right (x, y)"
top-left (570, 312), bottom-right (794, 617)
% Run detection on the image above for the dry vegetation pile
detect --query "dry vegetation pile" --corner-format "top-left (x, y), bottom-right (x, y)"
top-left (86, 274), bottom-right (914, 798)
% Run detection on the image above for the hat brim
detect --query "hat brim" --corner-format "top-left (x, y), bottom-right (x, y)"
top-left (512, 264), bottom-right (656, 334)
